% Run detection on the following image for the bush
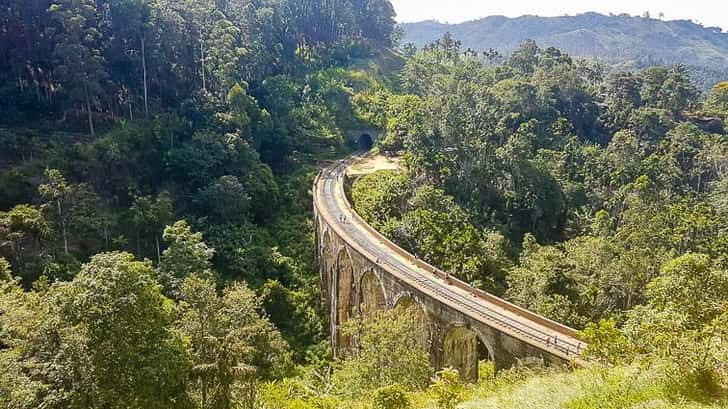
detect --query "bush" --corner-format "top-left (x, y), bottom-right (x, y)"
top-left (655, 351), bottom-right (723, 402)
top-left (564, 367), bottom-right (663, 409)
top-left (0, 257), bottom-right (10, 281)
top-left (260, 380), bottom-right (341, 409)
top-left (430, 368), bottom-right (463, 409)
top-left (578, 319), bottom-right (629, 365)
top-left (372, 384), bottom-right (411, 409)
top-left (478, 361), bottom-right (496, 386)
top-left (333, 308), bottom-right (432, 396)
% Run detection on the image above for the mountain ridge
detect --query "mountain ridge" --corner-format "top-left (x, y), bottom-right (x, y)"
top-left (402, 12), bottom-right (728, 75)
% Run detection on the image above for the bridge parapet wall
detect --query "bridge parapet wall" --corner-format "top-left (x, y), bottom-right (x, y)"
top-left (313, 159), bottom-right (585, 382)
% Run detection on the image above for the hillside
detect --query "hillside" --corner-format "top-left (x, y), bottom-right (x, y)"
top-left (402, 13), bottom-right (728, 86)
top-left (3, 0), bottom-right (728, 407)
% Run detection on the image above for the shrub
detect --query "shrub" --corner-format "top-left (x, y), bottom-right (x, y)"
top-left (430, 368), bottom-right (463, 409)
top-left (260, 380), bottom-right (341, 409)
top-left (478, 361), bottom-right (496, 386)
top-left (333, 308), bottom-right (432, 396)
top-left (372, 384), bottom-right (411, 409)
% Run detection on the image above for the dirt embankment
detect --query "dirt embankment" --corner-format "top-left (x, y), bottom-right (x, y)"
top-left (346, 153), bottom-right (401, 176)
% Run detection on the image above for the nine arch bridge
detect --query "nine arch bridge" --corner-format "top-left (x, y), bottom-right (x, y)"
top-left (313, 155), bottom-right (586, 382)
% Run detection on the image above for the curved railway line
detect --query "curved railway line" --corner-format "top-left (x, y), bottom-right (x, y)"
top-left (314, 154), bottom-right (588, 364)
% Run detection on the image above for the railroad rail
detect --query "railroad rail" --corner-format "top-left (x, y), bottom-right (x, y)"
top-left (314, 154), bottom-right (588, 364)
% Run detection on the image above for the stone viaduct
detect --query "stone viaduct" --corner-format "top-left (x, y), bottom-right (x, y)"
top-left (314, 155), bottom-right (586, 382)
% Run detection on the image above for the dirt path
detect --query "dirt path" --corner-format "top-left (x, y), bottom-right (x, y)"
top-left (346, 153), bottom-right (401, 175)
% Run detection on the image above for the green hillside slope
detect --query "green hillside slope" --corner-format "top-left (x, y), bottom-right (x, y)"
top-left (402, 13), bottom-right (728, 88)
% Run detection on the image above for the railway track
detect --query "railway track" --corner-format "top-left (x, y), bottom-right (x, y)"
top-left (314, 154), bottom-right (587, 363)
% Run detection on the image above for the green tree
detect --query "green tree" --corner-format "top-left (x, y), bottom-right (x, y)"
top-left (509, 39), bottom-right (540, 75)
top-left (130, 191), bottom-right (174, 263)
top-left (639, 66), bottom-right (697, 115)
top-left (351, 170), bottom-right (410, 229)
top-left (203, 12), bottom-right (246, 96)
top-left (0, 204), bottom-right (52, 283)
top-left (52, 252), bottom-right (191, 408)
top-left (159, 220), bottom-right (215, 295)
top-left (643, 253), bottom-right (728, 326)
top-left (38, 169), bottom-right (72, 254)
top-left (506, 234), bottom-right (585, 327)
top-left (195, 175), bottom-right (250, 224)
top-left (0, 279), bottom-right (49, 408)
top-left (39, 169), bottom-right (102, 258)
top-left (603, 72), bottom-right (642, 130)
top-left (578, 319), bottom-right (629, 365)
top-left (624, 253), bottom-right (728, 397)
top-left (706, 81), bottom-right (728, 115)
top-left (379, 94), bottom-right (425, 152)
top-left (48, 0), bottom-right (108, 136)
top-left (334, 308), bottom-right (432, 395)
top-left (178, 276), bottom-right (290, 409)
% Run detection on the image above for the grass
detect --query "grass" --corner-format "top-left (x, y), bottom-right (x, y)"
top-left (454, 365), bottom-right (727, 409)
top-left (260, 363), bottom-right (727, 408)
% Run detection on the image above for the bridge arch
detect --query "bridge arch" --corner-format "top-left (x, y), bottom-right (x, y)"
top-left (442, 325), bottom-right (493, 383)
top-left (393, 292), bottom-right (419, 309)
top-left (336, 248), bottom-right (356, 350)
top-left (394, 294), bottom-right (432, 350)
top-left (359, 270), bottom-right (386, 318)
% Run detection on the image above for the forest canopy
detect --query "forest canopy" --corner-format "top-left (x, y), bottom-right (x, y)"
top-left (349, 36), bottom-right (728, 404)
top-left (2, 0), bottom-right (728, 407)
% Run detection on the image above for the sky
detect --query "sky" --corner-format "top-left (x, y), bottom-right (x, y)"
top-left (390, 0), bottom-right (728, 31)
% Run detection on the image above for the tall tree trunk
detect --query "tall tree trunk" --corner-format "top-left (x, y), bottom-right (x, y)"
top-left (85, 84), bottom-right (96, 137)
top-left (33, 69), bottom-right (41, 101)
top-left (58, 199), bottom-right (69, 254)
top-left (87, 99), bottom-right (95, 137)
top-left (201, 379), bottom-right (208, 409)
top-left (201, 39), bottom-right (207, 92)
top-left (626, 290), bottom-right (632, 310)
top-left (155, 235), bottom-right (161, 265)
top-left (142, 37), bottom-right (149, 117)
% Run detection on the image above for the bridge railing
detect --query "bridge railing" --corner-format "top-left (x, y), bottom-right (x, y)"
top-left (315, 156), bottom-right (586, 360)
top-left (335, 174), bottom-right (579, 340)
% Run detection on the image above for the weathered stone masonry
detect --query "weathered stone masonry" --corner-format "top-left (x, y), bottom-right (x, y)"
top-left (314, 163), bottom-right (583, 383)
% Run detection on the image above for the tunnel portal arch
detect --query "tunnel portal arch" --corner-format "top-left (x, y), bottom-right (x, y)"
top-left (357, 133), bottom-right (373, 150)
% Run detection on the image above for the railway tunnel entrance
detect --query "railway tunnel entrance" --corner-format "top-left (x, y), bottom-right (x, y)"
top-left (442, 326), bottom-right (493, 383)
top-left (357, 133), bottom-right (373, 150)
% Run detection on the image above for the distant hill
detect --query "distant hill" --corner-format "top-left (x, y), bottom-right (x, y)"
top-left (402, 13), bottom-right (728, 88)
